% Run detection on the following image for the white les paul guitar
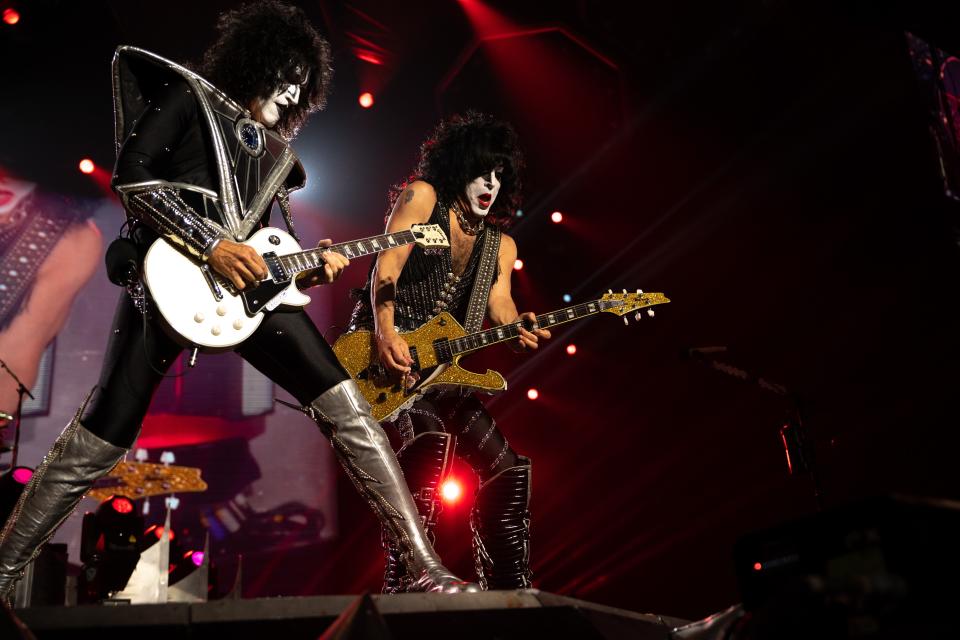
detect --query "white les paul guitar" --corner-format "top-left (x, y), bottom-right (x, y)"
top-left (143, 224), bottom-right (449, 351)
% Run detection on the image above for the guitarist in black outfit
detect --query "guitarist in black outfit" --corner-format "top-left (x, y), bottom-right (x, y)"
top-left (349, 112), bottom-right (551, 591)
top-left (0, 1), bottom-right (477, 597)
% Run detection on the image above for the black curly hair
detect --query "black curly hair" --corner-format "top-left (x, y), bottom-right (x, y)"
top-left (392, 112), bottom-right (524, 227)
top-left (198, 0), bottom-right (332, 138)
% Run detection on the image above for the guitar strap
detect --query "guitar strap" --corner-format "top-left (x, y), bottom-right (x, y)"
top-left (462, 225), bottom-right (501, 333)
top-left (275, 185), bottom-right (301, 243)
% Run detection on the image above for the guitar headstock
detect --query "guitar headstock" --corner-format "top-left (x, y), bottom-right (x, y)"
top-left (87, 462), bottom-right (208, 502)
top-left (410, 224), bottom-right (450, 250)
top-left (599, 290), bottom-right (671, 318)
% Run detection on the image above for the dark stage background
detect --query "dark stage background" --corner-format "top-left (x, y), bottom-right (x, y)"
top-left (2, 0), bottom-right (959, 620)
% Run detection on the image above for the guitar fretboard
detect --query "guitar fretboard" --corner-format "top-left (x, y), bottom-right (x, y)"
top-left (278, 230), bottom-right (417, 275)
top-left (445, 299), bottom-right (623, 357)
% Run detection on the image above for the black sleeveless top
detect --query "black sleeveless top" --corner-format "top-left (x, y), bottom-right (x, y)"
top-left (349, 200), bottom-right (496, 332)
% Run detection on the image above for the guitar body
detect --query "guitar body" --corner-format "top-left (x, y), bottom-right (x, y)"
top-left (143, 227), bottom-right (310, 352)
top-left (333, 312), bottom-right (507, 422)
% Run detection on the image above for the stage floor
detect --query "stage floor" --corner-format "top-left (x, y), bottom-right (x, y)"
top-left (15, 590), bottom-right (687, 639)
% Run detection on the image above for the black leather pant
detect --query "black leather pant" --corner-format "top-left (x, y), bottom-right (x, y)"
top-left (396, 392), bottom-right (519, 480)
top-left (82, 292), bottom-right (350, 448)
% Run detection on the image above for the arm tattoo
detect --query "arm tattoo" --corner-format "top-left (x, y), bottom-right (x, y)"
top-left (403, 189), bottom-right (415, 204)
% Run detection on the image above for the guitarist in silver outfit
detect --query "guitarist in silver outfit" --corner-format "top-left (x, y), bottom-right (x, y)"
top-left (0, 1), bottom-right (477, 597)
top-left (348, 112), bottom-right (551, 591)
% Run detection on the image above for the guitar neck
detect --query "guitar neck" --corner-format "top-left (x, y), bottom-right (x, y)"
top-left (278, 230), bottom-right (417, 276)
top-left (447, 299), bottom-right (619, 357)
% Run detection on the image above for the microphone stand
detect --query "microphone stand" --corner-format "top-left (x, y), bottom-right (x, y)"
top-left (688, 349), bottom-right (824, 512)
top-left (0, 358), bottom-right (35, 469)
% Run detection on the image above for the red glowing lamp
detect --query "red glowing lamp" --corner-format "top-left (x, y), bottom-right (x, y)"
top-left (78, 158), bottom-right (95, 174)
top-left (551, 211), bottom-right (563, 223)
top-left (441, 479), bottom-right (462, 503)
top-left (513, 259), bottom-right (524, 271)
top-left (526, 388), bottom-right (539, 400)
top-left (3, 9), bottom-right (20, 25)
top-left (566, 344), bottom-right (577, 355)
top-left (110, 497), bottom-right (134, 514)
top-left (358, 92), bottom-right (374, 108)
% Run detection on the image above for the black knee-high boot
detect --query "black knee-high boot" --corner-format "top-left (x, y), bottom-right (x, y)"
top-left (470, 457), bottom-right (533, 590)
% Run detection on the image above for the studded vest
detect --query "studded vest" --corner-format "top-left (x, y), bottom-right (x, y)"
top-left (349, 201), bottom-right (496, 332)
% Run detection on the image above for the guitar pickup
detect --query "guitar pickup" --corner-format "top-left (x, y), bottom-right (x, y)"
top-left (262, 252), bottom-right (289, 283)
top-left (433, 338), bottom-right (452, 364)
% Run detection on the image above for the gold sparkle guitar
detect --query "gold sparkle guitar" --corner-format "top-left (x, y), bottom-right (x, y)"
top-left (333, 290), bottom-right (670, 422)
top-left (87, 461), bottom-right (208, 502)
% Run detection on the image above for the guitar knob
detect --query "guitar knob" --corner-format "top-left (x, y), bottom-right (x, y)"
top-left (232, 318), bottom-right (244, 330)
top-left (634, 312), bottom-right (642, 321)
top-left (211, 325), bottom-right (222, 336)
top-left (193, 312), bottom-right (205, 323)
top-left (647, 309), bottom-right (656, 317)
top-left (216, 304), bottom-right (227, 316)
top-left (623, 317), bottom-right (629, 326)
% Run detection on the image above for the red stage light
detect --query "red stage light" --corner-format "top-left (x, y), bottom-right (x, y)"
top-left (148, 525), bottom-right (175, 541)
top-left (11, 467), bottom-right (33, 484)
top-left (111, 497), bottom-right (134, 514)
top-left (753, 562), bottom-right (763, 571)
top-left (356, 52), bottom-right (383, 65)
top-left (358, 92), bottom-right (374, 108)
top-left (190, 551), bottom-right (205, 566)
top-left (513, 259), bottom-right (524, 271)
top-left (551, 211), bottom-right (563, 223)
top-left (566, 344), bottom-right (577, 355)
top-left (441, 479), bottom-right (462, 503)
top-left (527, 388), bottom-right (539, 400)
top-left (3, 9), bottom-right (19, 25)
top-left (78, 158), bottom-right (95, 174)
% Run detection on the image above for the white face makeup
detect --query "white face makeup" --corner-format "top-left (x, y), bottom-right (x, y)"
top-left (253, 82), bottom-right (301, 128)
top-left (464, 169), bottom-right (501, 218)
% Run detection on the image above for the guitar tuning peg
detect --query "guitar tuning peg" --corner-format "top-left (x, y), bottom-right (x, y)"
top-left (634, 312), bottom-right (642, 321)
top-left (637, 289), bottom-right (643, 294)
top-left (135, 448), bottom-right (149, 462)
top-left (647, 309), bottom-right (656, 317)
top-left (623, 316), bottom-right (629, 325)
top-left (165, 495), bottom-right (180, 510)
top-left (622, 288), bottom-right (627, 294)
top-left (608, 289), bottom-right (613, 294)
top-left (160, 451), bottom-right (175, 466)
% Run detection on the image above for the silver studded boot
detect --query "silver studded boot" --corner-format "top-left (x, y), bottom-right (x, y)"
top-left (306, 380), bottom-right (478, 593)
top-left (0, 403), bottom-right (127, 598)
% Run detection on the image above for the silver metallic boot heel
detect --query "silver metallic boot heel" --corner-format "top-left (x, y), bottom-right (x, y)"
top-left (0, 403), bottom-right (127, 598)
top-left (306, 380), bottom-right (479, 594)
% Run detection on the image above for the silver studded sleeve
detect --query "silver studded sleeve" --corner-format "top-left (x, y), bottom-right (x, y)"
top-left (115, 183), bottom-right (223, 261)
